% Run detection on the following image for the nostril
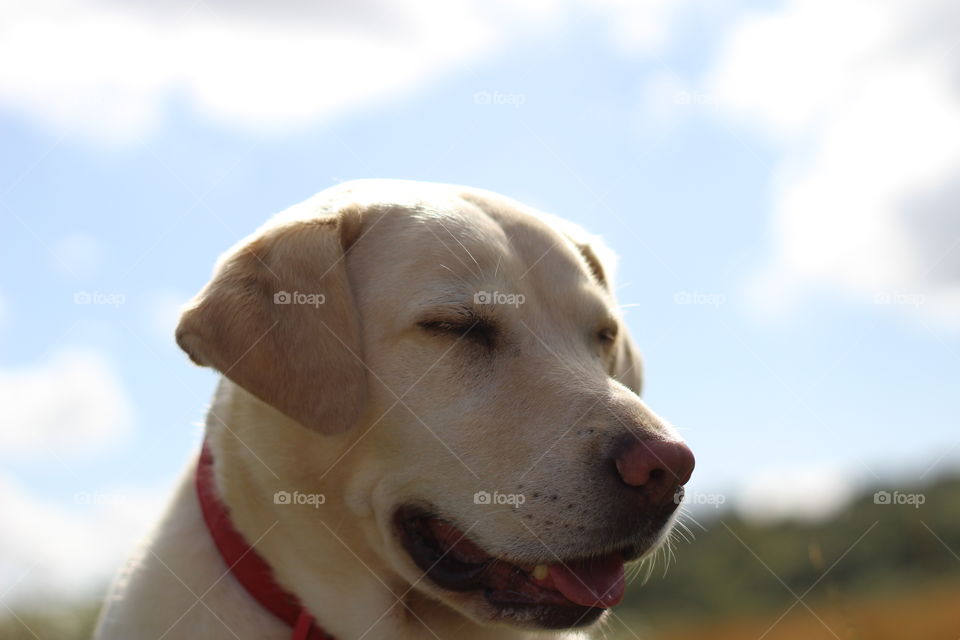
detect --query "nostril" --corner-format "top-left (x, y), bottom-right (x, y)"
top-left (612, 436), bottom-right (695, 507)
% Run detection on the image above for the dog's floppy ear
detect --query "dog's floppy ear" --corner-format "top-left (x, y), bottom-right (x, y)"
top-left (176, 210), bottom-right (366, 434)
top-left (570, 236), bottom-right (644, 396)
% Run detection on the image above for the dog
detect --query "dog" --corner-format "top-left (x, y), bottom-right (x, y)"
top-left (95, 180), bottom-right (694, 640)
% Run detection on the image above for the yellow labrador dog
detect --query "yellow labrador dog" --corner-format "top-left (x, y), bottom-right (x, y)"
top-left (96, 180), bottom-right (694, 640)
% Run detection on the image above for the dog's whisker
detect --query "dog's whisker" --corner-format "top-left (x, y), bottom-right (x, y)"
top-left (437, 263), bottom-right (474, 290)
top-left (685, 514), bottom-right (710, 534)
top-left (669, 516), bottom-right (694, 544)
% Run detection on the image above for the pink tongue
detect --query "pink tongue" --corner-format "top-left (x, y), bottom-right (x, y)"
top-left (547, 553), bottom-right (625, 608)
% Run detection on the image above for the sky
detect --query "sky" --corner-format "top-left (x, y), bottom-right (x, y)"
top-left (2, 0), bottom-right (959, 605)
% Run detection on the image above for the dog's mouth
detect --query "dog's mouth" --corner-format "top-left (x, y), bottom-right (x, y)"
top-left (395, 506), bottom-right (641, 629)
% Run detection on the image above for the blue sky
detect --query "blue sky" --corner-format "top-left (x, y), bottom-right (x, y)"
top-left (2, 0), bottom-right (959, 601)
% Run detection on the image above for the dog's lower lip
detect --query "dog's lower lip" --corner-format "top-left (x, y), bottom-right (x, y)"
top-left (394, 506), bottom-right (639, 626)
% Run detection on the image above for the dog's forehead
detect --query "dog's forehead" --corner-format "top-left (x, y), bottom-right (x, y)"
top-left (338, 181), bottom-right (602, 285)
top-left (414, 204), bottom-right (580, 274)
top-left (462, 194), bottom-right (603, 286)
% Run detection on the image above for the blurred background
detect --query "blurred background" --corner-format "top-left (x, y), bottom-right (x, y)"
top-left (2, 1), bottom-right (959, 638)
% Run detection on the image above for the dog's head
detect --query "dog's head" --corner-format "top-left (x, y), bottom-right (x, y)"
top-left (177, 180), bottom-right (694, 631)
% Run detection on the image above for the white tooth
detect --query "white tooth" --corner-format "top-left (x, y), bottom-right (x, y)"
top-left (532, 564), bottom-right (549, 580)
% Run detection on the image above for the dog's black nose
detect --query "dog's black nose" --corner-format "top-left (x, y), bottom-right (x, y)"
top-left (613, 436), bottom-right (695, 507)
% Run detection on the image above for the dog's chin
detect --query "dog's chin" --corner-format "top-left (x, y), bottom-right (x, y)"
top-left (392, 505), bottom-right (667, 630)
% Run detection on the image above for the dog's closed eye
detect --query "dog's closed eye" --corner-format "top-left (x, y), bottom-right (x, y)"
top-left (417, 316), bottom-right (498, 348)
top-left (597, 326), bottom-right (618, 348)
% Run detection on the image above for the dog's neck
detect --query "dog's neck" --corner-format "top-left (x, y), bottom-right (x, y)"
top-left (204, 379), bottom-right (559, 640)
top-left (196, 440), bottom-right (334, 639)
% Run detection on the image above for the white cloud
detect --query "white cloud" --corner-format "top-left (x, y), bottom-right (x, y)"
top-left (586, 0), bottom-right (687, 54)
top-left (0, 348), bottom-right (133, 457)
top-left (0, 0), bottom-right (496, 143)
top-left (0, 0), bottom-right (685, 144)
top-left (735, 464), bottom-right (857, 524)
top-left (706, 0), bottom-right (960, 328)
top-left (0, 475), bottom-right (165, 604)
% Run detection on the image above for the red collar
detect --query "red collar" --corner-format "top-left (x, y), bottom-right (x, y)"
top-left (196, 441), bottom-right (335, 640)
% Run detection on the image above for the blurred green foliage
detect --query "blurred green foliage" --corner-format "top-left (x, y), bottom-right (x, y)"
top-left (0, 603), bottom-right (100, 640)
top-left (621, 473), bottom-right (960, 625)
